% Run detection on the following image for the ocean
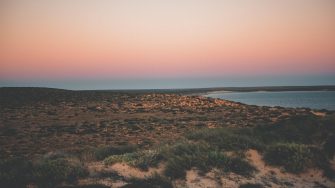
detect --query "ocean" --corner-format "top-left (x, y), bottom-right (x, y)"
top-left (204, 91), bottom-right (335, 110)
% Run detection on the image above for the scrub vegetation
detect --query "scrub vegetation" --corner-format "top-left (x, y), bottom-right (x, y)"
top-left (1, 88), bottom-right (334, 187)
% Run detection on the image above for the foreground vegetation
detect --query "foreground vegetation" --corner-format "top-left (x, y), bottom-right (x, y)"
top-left (0, 152), bottom-right (87, 187)
top-left (103, 115), bottom-right (335, 176)
top-left (186, 115), bottom-right (335, 175)
top-left (1, 114), bottom-right (334, 187)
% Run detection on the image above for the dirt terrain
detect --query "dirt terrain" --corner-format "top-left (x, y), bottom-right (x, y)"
top-left (0, 88), bottom-right (315, 158)
top-left (78, 150), bottom-right (335, 188)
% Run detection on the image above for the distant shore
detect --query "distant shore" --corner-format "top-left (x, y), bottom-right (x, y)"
top-left (174, 85), bottom-right (335, 95)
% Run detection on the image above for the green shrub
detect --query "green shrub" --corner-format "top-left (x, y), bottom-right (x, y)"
top-left (121, 173), bottom-right (172, 188)
top-left (253, 115), bottom-right (335, 145)
top-left (186, 115), bottom-right (335, 152)
top-left (224, 157), bottom-right (257, 176)
top-left (264, 143), bottom-right (316, 173)
top-left (93, 145), bottom-right (137, 160)
top-left (59, 185), bottom-right (110, 188)
top-left (239, 183), bottom-right (264, 188)
top-left (162, 141), bottom-right (212, 178)
top-left (104, 149), bottom-right (162, 170)
top-left (163, 142), bottom-right (255, 179)
top-left (187, 128), bottom-right (264, 151)
top-left (33, 157), bottom-right (88, 187)
top-left (323, 135), bottom-right (335, 158)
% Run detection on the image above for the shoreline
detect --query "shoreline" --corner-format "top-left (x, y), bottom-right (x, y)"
top-left (203, 90), bottom-right (335, 111)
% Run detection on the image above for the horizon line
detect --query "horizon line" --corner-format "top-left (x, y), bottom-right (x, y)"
top-left (1, 85), bottom-right (335, 92)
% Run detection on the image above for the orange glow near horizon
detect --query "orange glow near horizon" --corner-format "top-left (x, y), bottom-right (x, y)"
top-left (1, 0), bottom-right (335, 80)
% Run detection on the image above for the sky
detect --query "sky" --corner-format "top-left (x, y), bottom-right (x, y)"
top-left (1, 0), bottom-right (335, 89)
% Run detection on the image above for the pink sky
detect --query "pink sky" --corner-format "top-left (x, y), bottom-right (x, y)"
top-left (1, 0), bottom-right (335, 81)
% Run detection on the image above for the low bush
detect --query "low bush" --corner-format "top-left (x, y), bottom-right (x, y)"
top-left (223, 156), bottom-right (257, 176)
top-left (186, 128), bottom-right (264, 151)
top-left (59, 185), bottom-right (110, 188)
top-left (93, 145), bottom-right (137, 160)
top-left (253, 115), bottom-right (335, 145)
top-left (263, 143), bottom-right (317, 173)
top-left (323, 135), bottom-right (335, 158)
top-left (163, 142), bottom-right (255, 179)
top-left (121, 173), bottom-right (172, 188)
top-left (33, 156), bottom-right (88, 187)
top-left (162, 141), bottom-right (213, 178)
top-left (239, 183), bottom-right (264, 188)
top-left (104, 149), bottom-right (162, 170)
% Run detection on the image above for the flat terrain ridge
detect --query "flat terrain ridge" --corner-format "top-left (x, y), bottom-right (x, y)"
top-left (0, 87), bottom-right (321, 157)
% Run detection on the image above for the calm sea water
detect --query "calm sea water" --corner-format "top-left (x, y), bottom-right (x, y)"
top-left (205, 91), bottom-right (335, 110)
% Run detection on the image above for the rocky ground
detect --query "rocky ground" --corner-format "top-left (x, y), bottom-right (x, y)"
top-left (0, 88), bottom-right (317, 158)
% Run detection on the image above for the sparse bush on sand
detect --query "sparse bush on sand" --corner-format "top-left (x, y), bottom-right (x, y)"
top-left (186, 128), bottom-right (264, 151)
top-left (2, 114), bottom-right (335, 187)
top-left (104, 149), bottom-right (163, 170)
top-left (185, 116), bottom-right (335, 176)
top-left (323, 135), bottom-right (335, 158)
top-left (121, 173), bottom-right (173, 188)
top-left (239, 183), bottom-right (264, 188)
top-left (252, 115), bottom-right (335, 145)
top-left (263, 143), bottom-right (318, 173)
top-left (161, 141), bottom-right (255, 178)
top-left (103, 141), bottom-right (256, 179)
top-left (93, 144), bottom-right (138, 161)
top-left (33, 154), bottom-right (88, 188)
top-left (0, 153), bottom-right (88, 188)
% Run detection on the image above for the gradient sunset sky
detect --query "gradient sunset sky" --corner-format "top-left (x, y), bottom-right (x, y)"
top-left (1, 0), bottom-right (335, 89)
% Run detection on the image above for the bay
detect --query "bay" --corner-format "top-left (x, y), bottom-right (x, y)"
top-left (205, 91), bottom-right (335, 110)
